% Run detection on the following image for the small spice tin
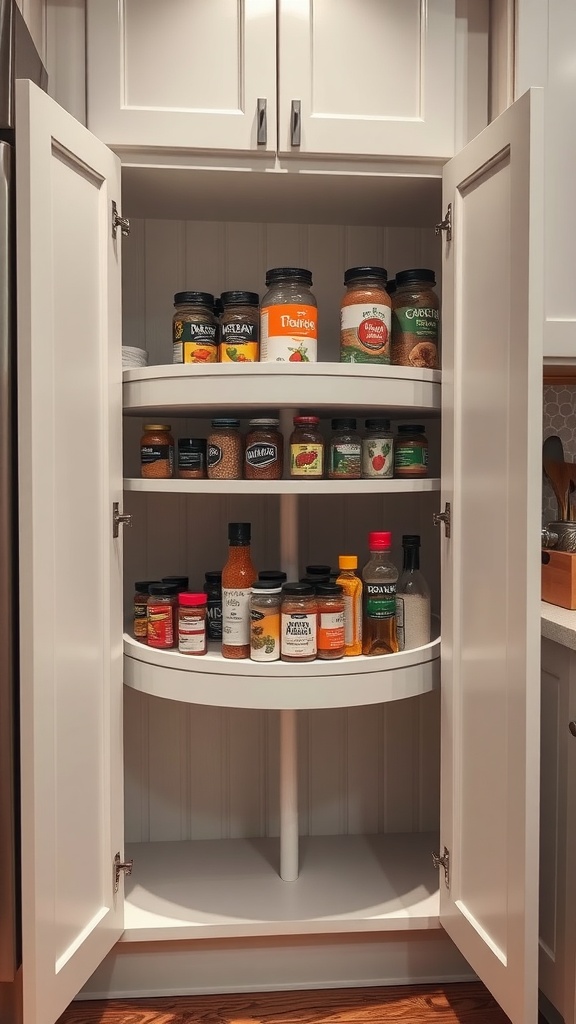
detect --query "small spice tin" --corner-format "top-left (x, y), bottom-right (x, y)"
top-left (394, 425), bottom-right (429, 478)
top-left (177, 438), bottom-right (206, 479)
top-left (207, 419), bottom-right (243, 480)
top-left (219, 291), bottom-right (260, 363)
top-left (172, 291), bottom-right (218, 364)
top-left (140, 424), bottom-right (174, 479)
top-left (178, 592), bottom-right (208, 655)
top-left (362, 419), bottom-right (394, 479)
top-left (244, 418), bottom-right (283, 480)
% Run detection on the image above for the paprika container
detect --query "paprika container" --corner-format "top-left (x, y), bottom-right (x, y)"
top-left (147, 583), bottom-right (178, 649)
top-left (178, 593), bottom-right (208, 655)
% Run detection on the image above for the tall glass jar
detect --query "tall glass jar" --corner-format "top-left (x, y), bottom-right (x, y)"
top-left (207, 419), bottom-right (243, 480)
top-left (260, 268), bottom-right (318, 363)
top-left (289, 416), bottom-right (324, 478)
top-left (281, 583), bottom-right (317, 663)
top-left (219, 291), bottom-right (260, 363)
top-left (340, 267), bottom-right (391, 364)
top-left (172, 291), bottom-right (217, 364)
top-left (391, 269), bottom-right (439, 369)
top-left (140, 424), bottom-right (174, 479)
top-left (250, 582), bottom-right (282, 662)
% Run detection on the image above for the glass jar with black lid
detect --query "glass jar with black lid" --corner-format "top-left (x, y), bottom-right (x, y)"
top-left (172, 291), bottom-right (217, 364)
top-left (219, 291), bottom-right (260, 363)
top-left (204, 570), bottom-right (222, 642)
top-left (177, 438), bottom-right (206, 479)
top-left (261, 268), bottom-right (318, 363)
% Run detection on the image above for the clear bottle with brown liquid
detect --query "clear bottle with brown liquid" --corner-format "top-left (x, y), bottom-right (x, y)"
top-left (361, 531), bottom-right (399, 656)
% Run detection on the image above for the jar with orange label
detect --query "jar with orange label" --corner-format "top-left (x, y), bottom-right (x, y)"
top-left (316, 583), bottom-right (345, 660)
top-left (260, 268), bottom-right (317, 363)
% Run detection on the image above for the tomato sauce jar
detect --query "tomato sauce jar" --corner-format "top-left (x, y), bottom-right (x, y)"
top-left (290, 416), bottom-right (324, 478)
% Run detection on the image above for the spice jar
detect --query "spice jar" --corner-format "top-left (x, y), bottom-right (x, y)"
top-left (220, 291), bottom-right (260, 363)
top-left (281, 583), bottom-right (317, 663)
top-left (207, 419), bottom-right (243, 480)
top-left (316, 582), bottom-right (345, 660)
top-left (250, 582), bottom-right (281, 662)
top-left (328, 418), bottom-right (361, 479)
top-left (162, 576), bottom-right (189, 592)
top-left (394, 425), bottom-right (429, 478)
top-left (147, 583), bottom-right (178, 649)
top-left (362, 419), bottom-right (394, 479)
top-left (177, 438), bottom-right (206, 479)
top-left (172, 292), bottom-right (217, 364)
top-left (391, 269), bottom-right (439, 369)
top-left (140, 424), bottom-right (174, 479)
top-left (306, 564), bottom-right (331, 578)
top-left (178, 593), bottom-right (208, 655)
top-left (260, 268), bottom-right (317, 363)
top-left (290, 416), bottom-right (324, 478)
top-left (134, 581), bottom-right (154, 640)
top-left (259, 570), bottom-right (287, 585)
top-left (244, 418), bottom-right (283, 480)
top-left (340, 267), bottom-right (391, 364)
top-left (204, 570), bottom-right (222, 642)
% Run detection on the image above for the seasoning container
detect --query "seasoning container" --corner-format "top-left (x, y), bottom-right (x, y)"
top-left (340, 267), bottom-right (391, 364)
top-left (172, 291), bottom-right (218, 364)
top-left (204, 570), bottom-right (222, 642)
top-left (387, 279), bottom-right (396, 299)
top-left (250, 582), bottom-right (281, 662)
top-left (396, 535), bottom-right (431, 652)
top-left (394, 425), bottom-right (429, 478)
top-left (147, 583), bottom-right (178, 649)
top-left (220, 291), bottom-right (260, 363)
top-left (316, 583), bottom-right (345, 660)
top-left (259, 570), bottom-right (287, 585)
top-left (328, 418), bottom-right (361, 479)
top-left (391, 269), bottom-right (439, 369)
top-left (214, 296), bottom-right (223, 345)
top-left (178, 593), bottom-right (208, 655)
top-left (362, 419), bottom-right (394, 479)
top-left (336, 556), bottom-right (362, 656)
top-left (300, 575), bottom-right (330, 590)
top-left (244, 418), bottom-right (283, 480)
top-left (177, 438), bottom-right (206, 479)
top-left (362, 532), bottom-right (399, 656)
top-left (207, 419), bottom-right (243, 480)
top-left (134, 581), bottom-right (154, 640)
top-left (140, 424), bottom-right (174, 479)
top-left (260, 268), bottom-right (317, 363)
top-left (222, 522), bottom-right (257, 659)
top-left (281, 583), bottom-right (317, 663)
top-left (290, 416), bottom-right (324, 478)
top-left (162, 576), bottom-right (189, 592)
top-left (306, 564), bottom-right (331, 578)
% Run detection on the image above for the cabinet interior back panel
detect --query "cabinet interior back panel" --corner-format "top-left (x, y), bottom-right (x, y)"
top-left (122, 218), bottom-right (441, 845)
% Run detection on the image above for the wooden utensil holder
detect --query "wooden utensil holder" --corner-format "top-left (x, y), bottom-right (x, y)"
top-left (542, 549), bottom-right (576, 609)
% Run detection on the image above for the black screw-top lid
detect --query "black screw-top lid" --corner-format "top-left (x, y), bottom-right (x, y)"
top-left (283, 582), bottom-right (315, 596)
top-left (251, 580), bottom-right (282, 591)
top-left (205, 570), bottom-right (222, 581)
top-left (402, 534), bottom-right (421, 546)
top-left (174, 291), bottom-right (215, 306)
top-left (329, 570), bottom-right (341, 583)
top-left (265, 267), bottom-right (313, 286)
top-left (300, 576), bottom-right (330, 589)
top-left (395, 268), bottom-right (436, 288)
top-left (162, 576), bottom-right (189, 591)
top-left (211, 418), bottom-right (240, 428)
top-left (221, 290), bottom-right (260, 306)
top-left (135, 580), bottom-right (154, 593)
top-left (148, 583), bottom-right (178, 596)
top-left (178, 438), bottom-right (206, 451)
top-left (398, 424), bottom-right (425, 434)
top-left (259, 570), bottom-right (287, 582)
top-left (387, 278), bottom-right (397, 295)
top-left (315, 582), bottom-right (343, 595)
top-left (344, 266), bottom-right (388, 285)
top-left (331, 418), bottom-right (357, 431)
top-left (228, 522), bottom-right (251, 545)
top-left (306, 564), bottom-right (331, 576)
top-left (214, 297), bottom-right (224, 316)
top-left (365, 418), bottom-right (391, 431)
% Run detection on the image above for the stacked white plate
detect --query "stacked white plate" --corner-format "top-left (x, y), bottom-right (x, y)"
top-left (122, 346), bottom-right (148, 369)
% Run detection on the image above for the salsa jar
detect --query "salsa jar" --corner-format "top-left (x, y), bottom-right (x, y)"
top-left (328, 418), bottom-right (361, 479)
top-left (178, 593), bottom-right (207, 655)
top-left (362, 419), bottom-right (394, 479)
top-left (220, 291), bottom-right (260, 363)
top-left (391, 269), bottom-right (439, 369)
top-left (260, 268), bottom-right (317, 363)
top-left (281, 583), bottom-right (317, 663)
top-left (394, 425), bottom-right (429, 478)
top-left (177, 438), bottom-right (206, 479)
top-left (207, 419), bottom-right (243, 480)
top-left (172, 291), bottom-right (218, 364)
top-left (244, 418), bottom-right (283, 479)
top-left (290, 416), bottom-right (324, 478)
top-left (140, 424), bottom-right (174, 479)
top-left (250, 582), bottom-right (281, 662)
top-left (147, 583), bottom-right (178, 649)
top-left (316, 582), bottom-right (345, 660)
top-left (340, 267), bottom-right (391, 364)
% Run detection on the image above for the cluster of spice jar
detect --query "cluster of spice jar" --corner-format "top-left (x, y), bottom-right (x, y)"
top-left (170, 266), bottom-right (439, 368)
top-left (132, 524), bottom-right (431, 662)
top-left (140, 419), bottom-right (429, 481)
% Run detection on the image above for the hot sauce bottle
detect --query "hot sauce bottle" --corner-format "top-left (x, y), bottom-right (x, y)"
top-left (222, 522), bottom-right (257, 659)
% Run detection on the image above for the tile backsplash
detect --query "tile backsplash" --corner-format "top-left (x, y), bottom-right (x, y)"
top-left (543, 385), bottom-right (576, 523)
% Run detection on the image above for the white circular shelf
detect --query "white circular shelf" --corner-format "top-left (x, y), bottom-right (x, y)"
top-left (124, 477), bottom-right (441, 495)
top-left (122, 363), bottom-right (441, 418)
top-left (123, 633), bottom-right (440, 710)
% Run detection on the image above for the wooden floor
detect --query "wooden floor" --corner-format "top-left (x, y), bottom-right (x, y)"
top-left (57, 983), bottom-right (528, 1023)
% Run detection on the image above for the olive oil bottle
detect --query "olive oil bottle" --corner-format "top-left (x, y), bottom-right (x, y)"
top-left (361, 531), bottom-right (399, 656)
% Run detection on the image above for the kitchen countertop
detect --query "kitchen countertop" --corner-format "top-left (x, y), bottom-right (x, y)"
top-left (542, 601), bottom-right (576, 650)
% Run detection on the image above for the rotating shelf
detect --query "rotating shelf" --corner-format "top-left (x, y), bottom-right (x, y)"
top-left (124, 477), bottom-right (441, 495)
top-left (122, 363), bottom-right (441, 418)
top-left (123, 634), bottom-right (440, 710)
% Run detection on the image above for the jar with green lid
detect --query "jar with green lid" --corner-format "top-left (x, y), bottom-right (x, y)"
top-left (207, 419), bottom-right (242, 480)
top-left (172, 291), bottom-right (217, 364)
top-left (394, 425), bottom-right (429, 478)
top-left (362, 419), bottom-right (394, 479)
top-left (219, 291), bottom-right (260, 363)
top-left (391, 269), bottom-right (439, 369)
top-left (260, 268), bottom-right (317, 363)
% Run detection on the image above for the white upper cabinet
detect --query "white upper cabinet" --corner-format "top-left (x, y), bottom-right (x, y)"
top-left (86, 0), bottom-right (277, 152)
top-left (16, 80), bottom-right (124, 1024)
top-left (277, 0), bottom-right (456, 158)
top-left (439, 88), bottom-right (543, 1024)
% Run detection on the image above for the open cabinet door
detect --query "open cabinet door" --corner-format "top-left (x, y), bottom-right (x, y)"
top-left (16, 81), bottom-right (124, 1024)
top-left (439, 89), bottom-right (543, 1024)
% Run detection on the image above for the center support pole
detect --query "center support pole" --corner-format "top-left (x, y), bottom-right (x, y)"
top-left (279, 413), bottom-right (299, 880)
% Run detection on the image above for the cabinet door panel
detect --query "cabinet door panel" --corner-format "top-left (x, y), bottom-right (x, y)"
top-left (278, 0), bottom-right (455, 158)
top-left (16, 80), bottom-right (123, 1024)
top-left (87, 0), bottom-right (277, 153)
top-left (439, 89), bottom-right (543, 1024)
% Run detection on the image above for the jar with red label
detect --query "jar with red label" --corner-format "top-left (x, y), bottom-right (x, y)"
top-left (340, 267), bottom-right (391, 364)
top-left (178, 593), bottom-right (208, 655)
top-left (316, 583), bottom-right (345, 660)
top-left (290, 416), bottom-right (324, 478)
top-left (244, 418), bottom-right (283, 480)
top-left (260, 268), bottom-right (318, 363)
top-left (147, 583), bottom-right (178, 649)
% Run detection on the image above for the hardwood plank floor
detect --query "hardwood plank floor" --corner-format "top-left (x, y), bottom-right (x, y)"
top-left (57, 983), bottom-right (529, 1024)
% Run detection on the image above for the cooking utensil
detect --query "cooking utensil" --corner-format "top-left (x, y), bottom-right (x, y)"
top-left (544, 457), bottom-right (574, 521)
top-left (543, 435), bottom-right (567, 519)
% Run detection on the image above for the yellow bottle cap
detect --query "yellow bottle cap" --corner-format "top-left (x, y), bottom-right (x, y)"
top-left (339, 555), bottom-right (357, 570)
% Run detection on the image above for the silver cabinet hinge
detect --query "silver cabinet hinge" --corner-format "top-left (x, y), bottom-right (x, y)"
top-left (114, 852), bottom-right (133, 894)
top-left (432, 846), bottom-right (450, 889)
top-left (112, 200), bottom-right (130, 239)
top-left (433, 502), bottom-right (451, 538)
top-left (113, 501), bottom-right (132, 538)
top-left (435, 203), bottom-right (452, 242)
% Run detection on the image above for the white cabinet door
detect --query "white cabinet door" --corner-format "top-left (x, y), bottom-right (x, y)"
top-left (278, 0), bottom-right (456, 158)
top-left (16, 80), bottom-right (124, 1024)
top-left (439, 89), bottom-right (543, 1024)
top-left (86, 0), bottom-right (277, 153)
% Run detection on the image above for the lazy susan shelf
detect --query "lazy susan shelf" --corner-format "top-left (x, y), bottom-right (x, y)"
top-left (122, 363), bottom-right (441, 418)
top-left (123, 634), bottom-right (440, 710)
top-left (124, 477), bottom-right (441, 495)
